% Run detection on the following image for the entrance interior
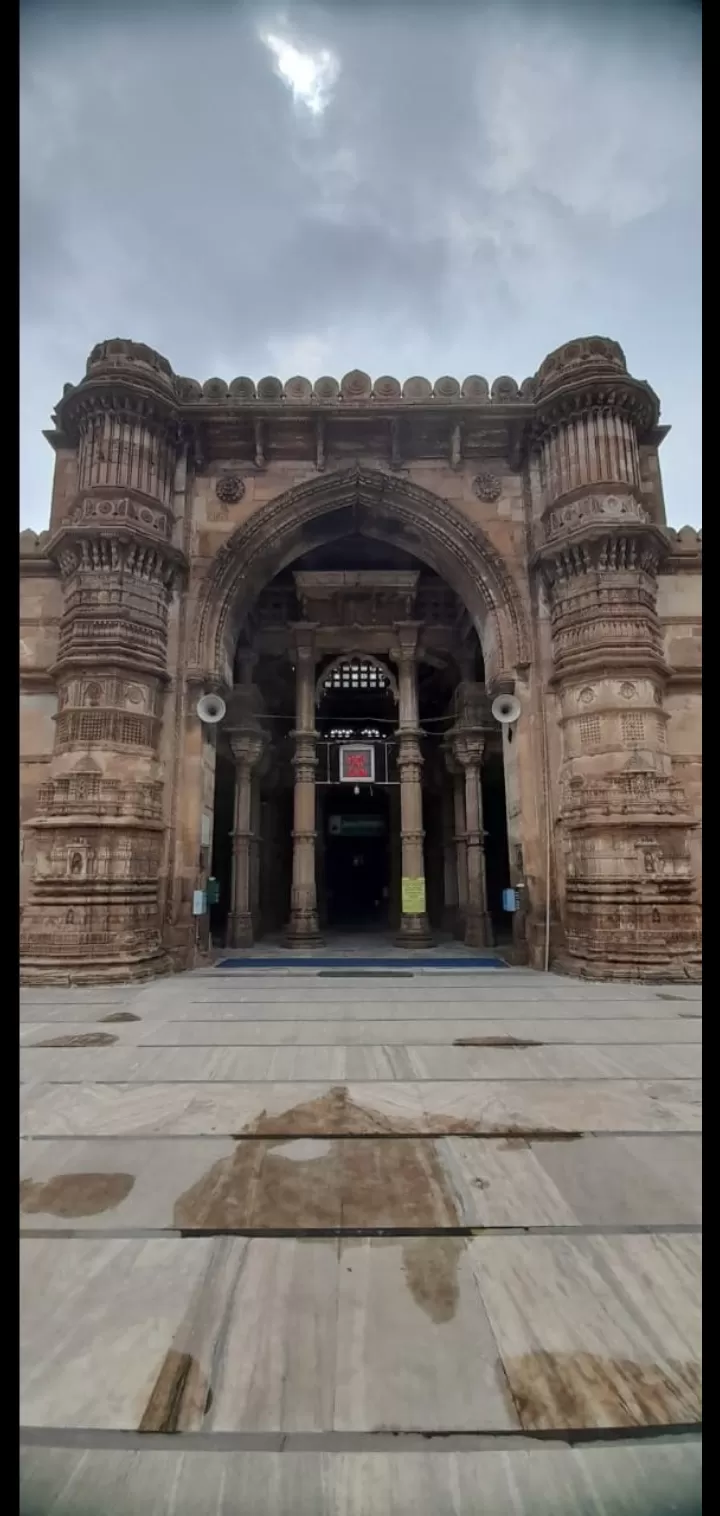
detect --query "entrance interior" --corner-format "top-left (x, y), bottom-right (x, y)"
top-left (322, 786), bottom-right (390, 929)
top-left (209, 526), bottom-right (513, 946)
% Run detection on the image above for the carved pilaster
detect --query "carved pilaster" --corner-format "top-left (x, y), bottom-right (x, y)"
top-left (531, 339), bottom-right (700, 980)
top-left (393, 622), bottom-right (431, 945)
top-left (227, 731), bottom-right (265, 948)
top-left (451, 731), bottom-right (493, 949)
top-left (286, 624), bottom-right (322, 944)
top-left (20, 341), bottom-right (187, 984)
top-left (443, 748), bottom-right (468, 938)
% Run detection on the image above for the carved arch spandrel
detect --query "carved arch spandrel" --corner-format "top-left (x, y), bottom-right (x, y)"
top-left (190, 467), bottom-right (529, 687)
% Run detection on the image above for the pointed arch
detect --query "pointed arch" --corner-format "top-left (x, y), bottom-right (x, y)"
top-left (190, 467), bottom-right (530, 687)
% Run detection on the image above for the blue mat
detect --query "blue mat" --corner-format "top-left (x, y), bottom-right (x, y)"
top-left (214, 956), bottom-right (507, 970)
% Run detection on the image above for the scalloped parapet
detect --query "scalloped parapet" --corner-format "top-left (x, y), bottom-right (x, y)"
top-left (50, 337), bottom-right (666, 416)
top-left (181, 372), bottom-right (527, 403)
top-left (667, 525), bottom-right (702, 548)
top-left (663, 524), bottom-right (702, 569)
top-left (19, 528), bottom-right (51, 556)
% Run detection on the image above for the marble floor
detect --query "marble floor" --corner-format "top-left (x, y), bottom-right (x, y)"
top-left (20, 957), bottom-right (702, 1514)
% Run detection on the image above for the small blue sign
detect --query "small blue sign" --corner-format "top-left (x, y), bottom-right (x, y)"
top-left (502, 888), bottom-right (518, 914)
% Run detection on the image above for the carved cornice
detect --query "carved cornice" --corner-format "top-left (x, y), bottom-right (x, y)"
top-left (47, 523), bottom-right (187, 591)
top-left (531, 382), bottom-right (659, 442)
top-left (533, 514), bottom-right (669, 591)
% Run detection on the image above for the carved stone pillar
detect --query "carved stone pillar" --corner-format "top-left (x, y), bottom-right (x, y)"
top-left (444, 751), bottom-right (468, 939)
top-left (286, 624), bottom-right (322, 944)
top-left (20, 340), bottom-right (186, 984)
top-left (388, 787), bottom-right (402, 931)
top-left (393, 622), bottom-right (431, 945)
top-left (453, 769), bottom-right (469, 938)
top-left (249, 777), bottom-right (262, 934)
top-left (227, 732), bottom-right (264, 948)
top-left (453, 733), bottom-right (493, 948)
top-left (441, 775), bottom-right (459, 933)
top-left (531, 337), bottom-right (700, 980)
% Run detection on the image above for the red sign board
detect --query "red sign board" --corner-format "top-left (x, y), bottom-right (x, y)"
top-left (339, 744), bottom-right (375, 783)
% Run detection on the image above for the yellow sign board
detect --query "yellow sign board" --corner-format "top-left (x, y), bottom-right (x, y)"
top-left (401, 876), bottom-right (426, 915)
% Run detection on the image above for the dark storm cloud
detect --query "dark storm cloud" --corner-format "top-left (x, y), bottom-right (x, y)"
top-left (20, 0), bottom-right (700, 527)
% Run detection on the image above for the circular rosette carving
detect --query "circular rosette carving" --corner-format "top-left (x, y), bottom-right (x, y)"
top-left (215, 474), bottom-right (245, 506)
top-left (473, 472), bottom-right (502, 502)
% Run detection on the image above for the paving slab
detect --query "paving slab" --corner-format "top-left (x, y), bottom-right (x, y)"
top-left (20, 959), bottom-right (702, 1509)
top-left (18, 1441), bottom-right (704, 1516)
top-left (20, 1075), bottom-right (702, 1138)
top-left (468, 1233), bottom-right (701, 1429)
top-left (20, 1015), bottom-right (703, 1047)
top-left (19, 1040), bottom-right (703, 1084)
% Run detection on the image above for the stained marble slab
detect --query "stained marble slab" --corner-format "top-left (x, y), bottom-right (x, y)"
top-left (20, 1236), bottom-right (219, 1430)
top-left (18, 1441), bottom-right (704, 1516)
top-left (20, 1040), bottom-right (702, 1085)
top-left (20, 1236), bottom-right (516, 1433)
top-left (468, 1232), bottom-right (701, 1429)
top-left (334, 1237), bottom-right (517, 1431)
top-left (20, 1016), bottom-right (702, 1050)
top-left (20, 1130), bottom-right (702, 1233)
top-left (134, 1016), bottom-right (701, 1046)
top-left (20, 1076), bottom-right (702, 1139)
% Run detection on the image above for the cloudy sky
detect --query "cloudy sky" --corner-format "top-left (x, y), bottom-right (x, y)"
top-left (20, 0), bottom-right (701, 531)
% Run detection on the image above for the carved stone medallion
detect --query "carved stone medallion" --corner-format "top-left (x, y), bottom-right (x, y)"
top-left (473, 472), bottom-right (502, 502)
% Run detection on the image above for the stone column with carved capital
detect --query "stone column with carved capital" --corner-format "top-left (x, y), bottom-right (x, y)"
top-left (393, 622), bottom-right (431, 945)
top-left (20, 339), bottom-right (187, 985)
top-left (531, 336), bottom-right (700, 980)
top-left (227, 731), bottom-right (264, 947)
top-left (452, 732), bottom-right (493, 948)
top-left (440, 777), bottom-right (459, 934)
top-left (443, 748), bottom-right (468, 938)
top-left (286, 624), bottom-right (322, 944)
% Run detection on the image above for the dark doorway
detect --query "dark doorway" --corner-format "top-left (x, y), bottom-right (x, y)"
top-left (322, 786), bottom-right (390, 929)
top-left (482, 754), bottom-right (512, 940)
top-left (210, 753), bottom-right (235, 944)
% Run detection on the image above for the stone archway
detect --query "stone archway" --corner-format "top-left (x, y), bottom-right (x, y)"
top-left (191, 467), bottom-right (529, 690)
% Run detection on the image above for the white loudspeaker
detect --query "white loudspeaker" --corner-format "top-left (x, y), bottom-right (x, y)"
top-left (196, 692), bottom-right (227, 725)
top-left (491, 694), bottom-right (521, 726)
